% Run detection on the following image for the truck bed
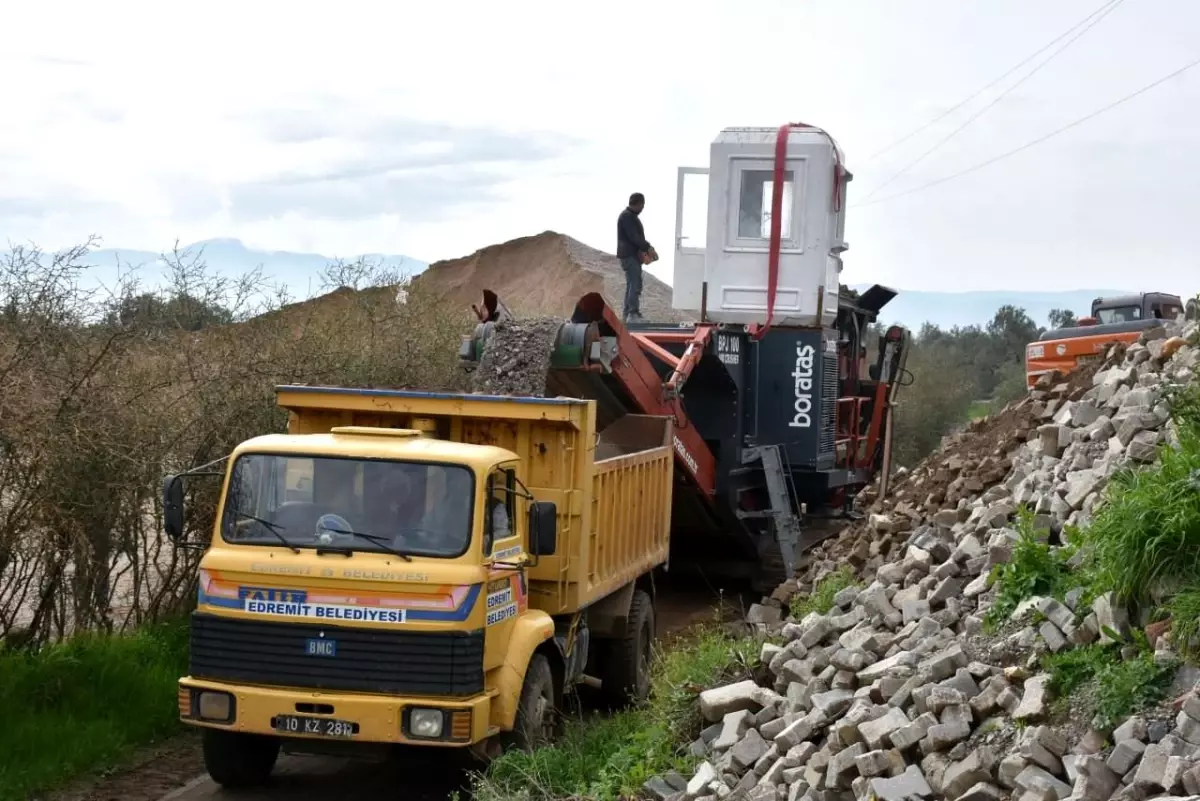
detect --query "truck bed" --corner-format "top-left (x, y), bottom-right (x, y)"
top-left (274, 385), bottom-right (673, 616)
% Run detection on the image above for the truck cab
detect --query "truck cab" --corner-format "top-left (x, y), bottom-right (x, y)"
top-left (165, 386), bottom-right (673, 788)
top-left (1086, 293), bottom-right (1184, 325)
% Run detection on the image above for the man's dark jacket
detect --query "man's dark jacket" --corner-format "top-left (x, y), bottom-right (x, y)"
top-left (617, 207), bottom-right (651, 259)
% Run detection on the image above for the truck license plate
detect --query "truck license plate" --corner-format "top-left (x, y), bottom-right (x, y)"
top-left (272, 714), bottom-right (357, 738)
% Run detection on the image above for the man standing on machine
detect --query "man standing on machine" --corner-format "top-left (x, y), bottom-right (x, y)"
top-left (616, 192), bottom-right (657, 323)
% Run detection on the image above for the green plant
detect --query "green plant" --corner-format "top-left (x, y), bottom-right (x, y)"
top-left (472, 627), bottom-right (757, 801)
top-left (984, 509), bottom-right (1077, 630)
top-left (1081, 386), bottom-right (1200, 607)
top-left (1169, 587), bottom-right (1200, 659)
top-left (1041, 639), bottom-right (1176, 731)
top-left (0, 619), bottom-right (189, 800)
top-left (790, 567), bottom-right (860, 620)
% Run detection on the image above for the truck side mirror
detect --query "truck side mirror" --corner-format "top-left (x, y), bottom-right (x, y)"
top-left (529, 501), bottom-right (557, 556)
top-left (162, 474), bottom-right (185, 542)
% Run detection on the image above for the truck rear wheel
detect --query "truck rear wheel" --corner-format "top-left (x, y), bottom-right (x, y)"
top-left (510, 653), bottom-right (559, 750)
top-left (203, 728), bottom-right (280, 788)
top-left (599, 588), bottom-right (655, 708)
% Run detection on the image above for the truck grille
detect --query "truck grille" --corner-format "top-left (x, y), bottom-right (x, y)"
top-left (189, 612), bottom-right (485, 697)
top-left (819, 352), bottom-right (838, 455)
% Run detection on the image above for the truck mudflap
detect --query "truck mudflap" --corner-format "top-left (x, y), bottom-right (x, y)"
top-left (178, 677), bottom-right (492, 747)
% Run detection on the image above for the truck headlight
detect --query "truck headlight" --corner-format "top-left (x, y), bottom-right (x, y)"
top-left (408, 708), bottom-right (444, 738)
top-left (196, 691), bottom-right (234, 723)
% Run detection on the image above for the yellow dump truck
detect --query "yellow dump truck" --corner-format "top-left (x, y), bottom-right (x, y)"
top-left (162, 385), bottom-right (673, 787)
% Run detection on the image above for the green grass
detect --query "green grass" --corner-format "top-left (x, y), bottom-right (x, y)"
top-left (0, 619), bottom-right (189, 801)
top-left (966, 400), bottom-right (991, 421)
top-left (789, 567), bottom-right (860, 621)
top-left (472, 626), bottom-right (758, 801)
top-left (1042, 639), bottom-right (1176, 730)
top-left (1169, 587), bottom-right (1200, 659)
top-left (1079, 385), bottom-right (1200, 608)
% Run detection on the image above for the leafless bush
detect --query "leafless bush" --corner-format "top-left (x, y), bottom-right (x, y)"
top-left (0, 240), bottom-right (470, 646)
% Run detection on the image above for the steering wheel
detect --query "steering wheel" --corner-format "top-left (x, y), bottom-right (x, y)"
top-left (315, 513), bottom-right (355, 545)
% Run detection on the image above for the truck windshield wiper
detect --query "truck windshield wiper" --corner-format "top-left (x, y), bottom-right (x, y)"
top-left (233, 509), bottom-right (299, 553)
top-left (318, 527), bottom-right (413, 562)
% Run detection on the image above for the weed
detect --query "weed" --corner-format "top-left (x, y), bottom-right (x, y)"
top-left (473, 627), bottom-right (757, 801)
top-left (0, 619), bottom-right (188, 801)
top-left (1169, 587), bottom-right (1200, 659)
top-left (984, 509), bottom-right (1076, 630)
top-left (1042, 640), bottom-right (1176, 731)
top-left (790, 567), bottom-right (859, 621)
top-left (1081, 386), bottom-right (1200, 607)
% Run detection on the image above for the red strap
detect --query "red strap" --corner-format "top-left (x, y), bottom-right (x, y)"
top-left (750, 122), bottom-right (845, 341)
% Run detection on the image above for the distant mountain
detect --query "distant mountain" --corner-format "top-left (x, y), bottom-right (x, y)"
top-left (851, 285), bottom-right (1126, 330)
top-left (6, 236), bottom-right (1130, 330)
top-left (22, 238), bottom-right (427, 298)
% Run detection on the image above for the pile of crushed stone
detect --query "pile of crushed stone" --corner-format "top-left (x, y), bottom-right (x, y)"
top-left (787, 354), bottom-right (1108, 595)
top-left (469, 317), bottom-right (565, 397)
top-left (642, 318), bottom-right (1200, 801)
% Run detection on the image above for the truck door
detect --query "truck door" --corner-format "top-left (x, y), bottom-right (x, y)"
top-left (482, 467), bottom-right (526, 666)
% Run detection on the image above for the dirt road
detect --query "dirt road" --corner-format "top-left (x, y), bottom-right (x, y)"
top-left (160, 753), bottom-right (470, 801)
top-left (47, 737), bottom-right (471, 801)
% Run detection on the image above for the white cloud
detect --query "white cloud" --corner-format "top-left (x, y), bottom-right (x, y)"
top-left (1, 0), bottom-right (1198, 293)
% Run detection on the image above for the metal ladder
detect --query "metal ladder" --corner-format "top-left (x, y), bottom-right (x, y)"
top-left (738, 444), bottom-right (804, 578)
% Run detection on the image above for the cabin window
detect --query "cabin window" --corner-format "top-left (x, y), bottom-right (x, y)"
top-left (484, 467), bottom-right (516, 555)
top-left (1096, 305), bottom-right (1141, 324)
top-left (737, 169), bottom-right (795, 240)
top-left (221, 454), bottom-right (474, 558)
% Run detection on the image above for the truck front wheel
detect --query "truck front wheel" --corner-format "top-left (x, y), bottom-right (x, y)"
top-left (510, 653), bottom-right (559, 750)
top-left (203, 728), bottom-right (280, 788)
top-left (599, 588), bottom-right (655, 708)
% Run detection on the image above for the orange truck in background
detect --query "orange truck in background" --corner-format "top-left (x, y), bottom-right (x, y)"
top-left (1025, 292), bottom-right (1198, 388)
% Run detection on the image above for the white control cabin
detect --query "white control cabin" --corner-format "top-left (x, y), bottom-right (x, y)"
top-left (673, 127), bottom-right (850, 328)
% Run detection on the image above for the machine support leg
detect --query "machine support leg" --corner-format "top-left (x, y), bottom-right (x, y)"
top-left (760, 445), bottom-right (802, 579)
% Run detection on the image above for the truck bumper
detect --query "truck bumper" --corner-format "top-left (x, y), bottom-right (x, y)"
top-left (178, 677), bottom-right (495, 747)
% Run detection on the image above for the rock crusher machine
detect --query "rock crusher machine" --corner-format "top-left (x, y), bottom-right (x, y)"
top-left (464, 125), bottom-right (911, 590)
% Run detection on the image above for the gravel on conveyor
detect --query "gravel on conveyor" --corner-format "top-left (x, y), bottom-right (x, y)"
top-left (469, 316), bottom-right (565, 397)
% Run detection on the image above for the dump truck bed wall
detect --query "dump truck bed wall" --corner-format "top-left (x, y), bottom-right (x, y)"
top-left (274, 386), bottom-right (672, 616)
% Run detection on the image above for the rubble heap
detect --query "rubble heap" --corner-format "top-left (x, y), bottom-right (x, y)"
top-left (792, 323), bottom-right (1196, 597)
top-left (644, 318), bottom-right (1200, 801)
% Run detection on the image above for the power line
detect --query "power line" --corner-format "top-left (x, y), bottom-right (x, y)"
top-left (858, 0), bottom-right (1124, 167)
top-left (855, 54), bottom-right (1200, 208)
top-left (855, 0), bottom-right (1126, 204)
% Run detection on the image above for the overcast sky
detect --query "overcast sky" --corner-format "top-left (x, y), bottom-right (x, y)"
top-left (1, 0), bottom-right (1197, 292)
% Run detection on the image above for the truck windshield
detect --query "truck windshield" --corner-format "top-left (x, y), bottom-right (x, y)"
top-left (221, 454), bottom-right (474, 558)
top-left (1095, 305), bottom-right (1142, 324)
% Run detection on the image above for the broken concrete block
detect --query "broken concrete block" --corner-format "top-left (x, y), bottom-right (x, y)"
top-left (1106, 739), bottom-right (1146, 775)
top-left (1133, 742), bottom-right (1169, 790)
top-left (942, 747), bottom-right (997, 799)
top-left (730, 729), bottom-right (770, 773)
top-left (858, 707), bottom-right (911, 750)
top-left (686, 762), bottom-right (719, 798)
top-left (868, 765), bottom-right (933, 801)
top-left (701, 681), bottom-right (762, 722)
top-left (1013, 675), bottom-right (1050, 722)
top-left (1014, 764), bottom-right (1073, 800)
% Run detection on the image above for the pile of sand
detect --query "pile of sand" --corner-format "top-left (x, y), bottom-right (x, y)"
top-left (414, 231), bottom-right (688, 323)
